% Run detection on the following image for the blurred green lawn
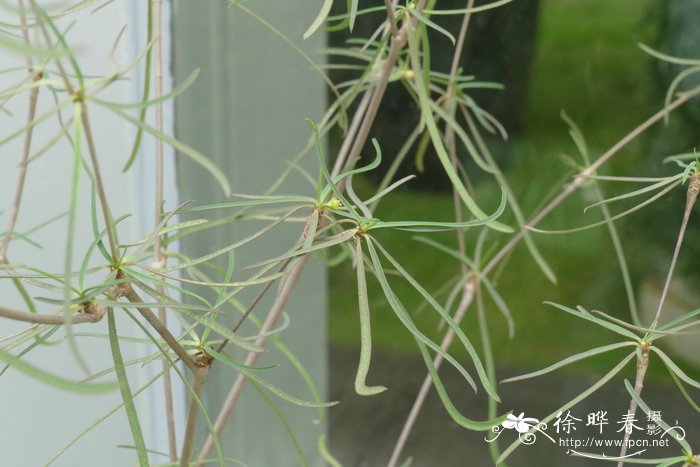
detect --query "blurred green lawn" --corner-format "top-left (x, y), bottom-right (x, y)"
top-left (328, 0), bottom-right (699, 383)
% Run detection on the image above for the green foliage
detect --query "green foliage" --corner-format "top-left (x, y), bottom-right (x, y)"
top-left (1, 0), bottom-right (700, 466)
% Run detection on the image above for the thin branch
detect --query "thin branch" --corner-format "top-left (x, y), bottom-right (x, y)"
top-left (383, 0), bottom-right (397, 34)
top-left (80, 103), bottom-right (120, 262)
top-left (651, 175), bottom-right (699, 328)
top-left (445, 0), bottom-right (476, 281)
top-left (446, 0), bottom-right (475, 98)
top-left (123, 285), bottom-right (198, 372)
top-left (482, 91), bottom-right (697, 277)
top-left (0, 78), bottom-right (40, 263)
top-left (0, 2), bottom-right (42, 262)
top-left (180, 363), bottom-right (210, 466)
top-left (330, 89), bottom-right (372, 178)
top-left (214, 256), bottom-right (292, 354)
top-left (17, 0), bottom-right (33, 70)
top-left (0, 304), bottom-right (105, 325)
top-left (198, 253), bottom-right (310, 461)
top-left (153, 0), bottom-right (166, 264)
top-left (388, 65), bottom-right (700, 467)
top-left (388, 4), bottom-right (476, 461)
top-left (616, 175), bottom-right (698, 465)
top-left (30, 0), bottom-right (72, 92)
top-left (616, 345), bottom-right (649, 466)
top-left (387, 278), bottom-right (475, 467)
top-left (150, 0), bottom-right (178, 460)
top-left (342, 0), bottom-right (429, 172)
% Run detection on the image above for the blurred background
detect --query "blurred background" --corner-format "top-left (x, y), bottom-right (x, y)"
top-left (324, 0), bottom-right (700, 465)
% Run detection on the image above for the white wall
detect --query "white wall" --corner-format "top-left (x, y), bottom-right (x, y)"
top-left (0, 1), bottom-right (181, 465)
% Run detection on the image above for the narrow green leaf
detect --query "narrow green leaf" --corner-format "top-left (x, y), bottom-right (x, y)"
top-left (122, 0), bottom-right (153, 171)
top-left (529, 180), bottom-right (680, 235)
top-left (623, 379), bottom-right (692, 453)
top-left (462, 102), bottom-right (556, 282)
top-left (498, 352), bottom-right (635, 464)
top-left (638, 43), bottom-right (700, 66)
top-left (424, 0), bottom-right (514, 15)
top-left (657, 307), bottom-right (700, 332)
top-left (368, 189), bottom-right (507, 231)
top-left (179, 196), bottom-right (314, 214)
top-left (0, 98), bottom-right (71, 148)
top-left (90, 187), bottom-right (112, 263)
top-left (583, 176), bottom-right (681, 212)
top-left (372, 239), bottom-right (500, 402)
top-left (651, 347), bottom-right (700, 390)
top-left (545, 302), bottom-right (640, 341)
top-left (364, 237), bottom-right (479, 394)
top-left (163, 208), bottom-right (301, 273)
top-left (33, 6), bottom-right (84, 86)
top-left (79, 214), bottom-right (130, 291)
top-left (349, 0), bottom-right (359, 31)
top-left (416, 338), bottom-right (508, 430)
top-left (303, 0), bottom-right (334, 40)
top-left (64, 104), bottom-right (90, 374)
top-left (501, 342), bottom-right (636, 384)
top-left (0, 230), bottom-right (42, 249)
top-left (100, 105), bottom-right (231, 195)
top-left (0, 325), bottom-right (60, 377)
top-left (248, 227), bottom-right (358, 269)
top-left (107, 311), bottom-right (149, 466)
top-left (125, 311), bottom-right (225, 466)
top-left (45, 371), bottom-right (165, 465)
top-left (307, 118), bottom-right (362, 222)
top-left (91, 69), bottom-right (200, 110)
top-left (406, 25), bottom-right (511, 233)
top-left (481, 278), bottom-right (514, 338)
top-left (180, 309), bottom-right (262, 353)
top-left (410, 8), bottom-right (455, 45)
top-left (250, 382), bottom-right (308, 466)
top-left (668, 369), bottom-right (700, 414)
top-left (206, 347), bottom-right (338, 408)
top-left (427, 98), bottom-right (494, 173)
top-left (0, 348), bottom-right (116, 393)
top-left (319, 434), bottom-right (342, 467)
top-left (353, 239), bottom-right (387, 395)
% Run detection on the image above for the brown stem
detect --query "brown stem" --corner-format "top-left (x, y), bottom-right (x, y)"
top-left (389, 4), bottom-right (476, 461)
top-left (616, 345), bottom-right (649, 467)
top-left (651, 175), bottom-right (699, 328)
top-left (214, 256), bottom-right (293, 354)
top-left (30, 0), bottom-right (72, 91)
top-left (180, 361), bottom-right (210, 466)
top-left (80, 103), bottom-right (120, 261)
top-left (388, 56), bottom-right (700, 467)
top-left (341, 0), bottom-right (428, 172)
top-left (445, 0), bottom-right (475, 280)
top-left (482, 91), bottom-right (696, 277)
top-left (198, 253), bottom-right (310, 461)
top-left (150, 0), bottom-right (177, 459)
top-left (17, 0), bottom-right (32, 70)
top-left (153, 0), bottom-right (165, 263)
top-left (617, 176), bottom-right (698, 465)
top-left (0, 304), bottom-right (105, 325)
top-left (124, 285), bottom-right (198, 372)
top-left (0, 77), bottom-right (40, 263)
top-left (388, 278), bottom-right (475, 467)
top-left (0, 1), bottom-right (39, 263)
top-left (383, 0), bottom-right (397, 33)
top-left (330, 89), bottom-right (372, 179)
top-left (446, 0), bottom-right (475, 97)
